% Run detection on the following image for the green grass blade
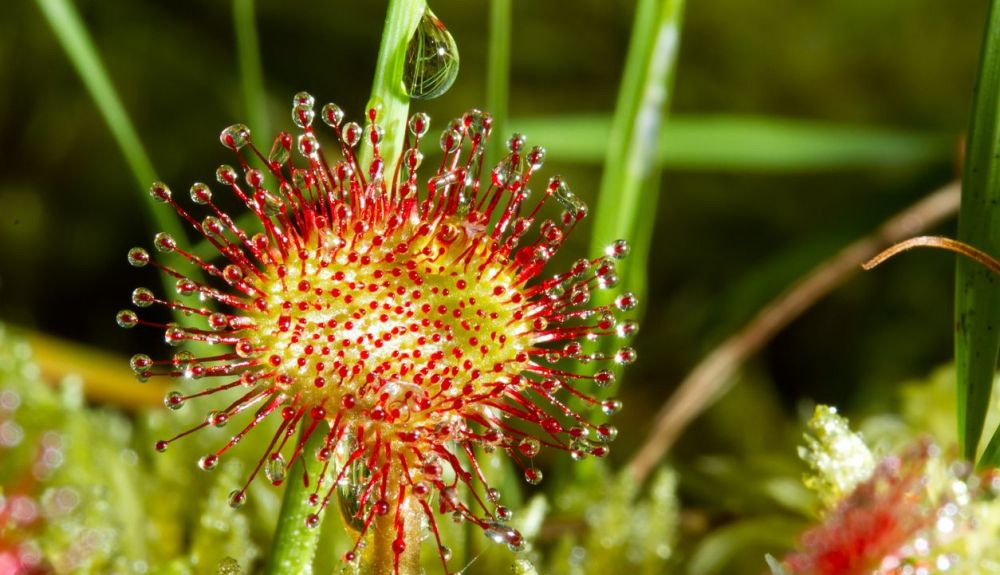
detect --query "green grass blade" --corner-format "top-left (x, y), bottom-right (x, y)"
top-left (35, 0), bottom-right (215, 352)
top-left (34, 0), bottom-right (183, 241)
top-left (485, 0), bottom-right (511, 170)
top-left (512, 115), bottom-right (952, 171)
top-left (960, 0), bottom-right (1000, 466)
top-left (233, 0), bottom-right (270, 139)
top-left (581, 0), bottom-right (685, 402)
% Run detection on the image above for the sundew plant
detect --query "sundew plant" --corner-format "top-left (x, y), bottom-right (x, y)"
top-left (4, 0), bottom-right (1000, 574)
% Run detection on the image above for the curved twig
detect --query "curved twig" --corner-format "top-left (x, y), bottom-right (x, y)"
top-left (863, 235), bottom-right (1000, 275)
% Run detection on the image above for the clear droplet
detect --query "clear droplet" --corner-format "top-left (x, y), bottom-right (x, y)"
top-left (403, 9), bottom-right (460, 100)
top-left (228, 490), bottom-right (246, 509)
top-left (153, 232), bottom-right (176, 253)
top-left (164, 391), bottom-right (185, 410)
top-left (601, 398), bottom-right (623, 415)
top-left (616, 320), bottom-right (639, 338)
top-left (524, 467), bottom-right (543, 485)
top-left (615, 292), bottom-right (638, 311)
top-left (132, 288), bottom-right (155, 307)
top-left (265, 454), bottom-right (287, 485)
top-left (518, 437), bottom-right (541, 458)
top-left (342, 122), bottom-right (362, 148)
top-left (149, 182), bottom-right (172, 203)
top-left (216, 165), bottom-right (237, 185)
top-left (550, 177), bottom-right (588, 222)
top-left (614, 346), bottom-right (637, 365)
top-left (321, 103), bottom-right (345, 128)
top-left (129, 353), bottom-right (151, 373)
top-left (190, 183), bottom-right (212, 204)
top-left (606, 239), bottom-right (631, 259)
top-left (116, 310), bottom-right (139, 328)
top-left (408, 112), bottom-right (430, 137)
top-left (198, 453), bottom-right (219, 471)
top-left (127, 247), bottom-right (149, 267)
top-left (220, 124), bottom-right (251, 150)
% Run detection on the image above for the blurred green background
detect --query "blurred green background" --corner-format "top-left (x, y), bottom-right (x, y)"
top-left (0, 1), bottom-right (989, 563)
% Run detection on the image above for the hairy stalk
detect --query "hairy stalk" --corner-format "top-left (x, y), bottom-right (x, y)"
top-left (369, 486), bottom-right (422, 575)
top-left (265, 427), bottom-right (329, 575)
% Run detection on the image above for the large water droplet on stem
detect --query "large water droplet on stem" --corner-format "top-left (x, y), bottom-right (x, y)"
top-left (403, 9), bottom-right (460, 100)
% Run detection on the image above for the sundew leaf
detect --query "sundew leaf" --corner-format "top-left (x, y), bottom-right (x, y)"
top-left (512, 115), bottom-right (952, 171)
top-left (956, 0), bottom-right (1000, 465)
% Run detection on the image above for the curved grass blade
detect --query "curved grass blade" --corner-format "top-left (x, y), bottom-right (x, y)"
top-left (955, 0), bottom-right (1000, 465)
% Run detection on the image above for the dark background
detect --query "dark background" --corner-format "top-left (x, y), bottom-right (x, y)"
top-left (0, 0), bottom-right (986, 461)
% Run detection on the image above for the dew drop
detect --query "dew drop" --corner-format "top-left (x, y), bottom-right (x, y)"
top-left (268, 134), bottom-right (291, 166)
top-left (153, 232), bottom-right (176, 253)
top-left (518, 437), bottom-right (541, 458)
top-left (292, 104), bottom-right (315, 129)
top-left (614, 346), bottom-right (637, 365)
top-left (321, 103), bottom-right (345, 128)
top-left (116, 310), bottom-right (139, 329)
top-left (265, 454), bottom-right (287, 485)
top-left (132, 287), bottom-right (155, 307)
top-left (129, 353), bottom-right (152, 373)
top-left (149, 182), bottom-right (172, 203)
top-left (439, 545), bottom-right (453, 562)
top-left (172, 350), bottom-right (194, 366)
top-left (594, 370), bottom-right (616, 388)
top-left (198, 453), bottom-right (219, 471)
top-left (601, 398), bottom-right (623, 416)
top-left (615, 292), bottom-right (638, 311)
top-left (189, 183), bottom-right (212, 204)
top-left (220, 124), bottom-right (251, 150)
top-left (496, 506), bottom-right (513, 521)
top-left (127, 247), bottom-right (149, 267)
top-left (408, 112), bottom-right (430, 137)
top-left (298, 133), bottom-right (319, 157)
top-left (216, 164), bottom-right (237, 185)
top-left (305, 513), bottom-right (321, 528)
top-left (403, 9), bottom-right (460, 100)
top-left (607, 239), bottom-right (631, 259)
top-left (228, 490), bottom-right (246, 509)
top-left (549, 177), bottom-right (588, 222)
top-left (616, 320), bottom-right (639, 338)
top-left (342, 122), bottom-right (362, 148)
top-left (596, 424), bottom-right (618, 443)
top-left (164, 391), bottom-right (185, 410)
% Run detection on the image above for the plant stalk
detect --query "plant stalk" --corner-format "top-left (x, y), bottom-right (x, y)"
top-left (265, 426), bottom-right (329, 575)
top-left (359, 0), bottom-right (427, 176)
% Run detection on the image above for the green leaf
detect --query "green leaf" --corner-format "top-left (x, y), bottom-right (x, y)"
top-left (512, 115), bottom-right (952, 171)
top-left (955, 0), bottom-right (1000, 465)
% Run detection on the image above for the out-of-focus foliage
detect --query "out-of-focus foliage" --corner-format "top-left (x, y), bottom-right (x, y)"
top-left (0, 324), bottom-right (263, 574)
top-left (797, 405), bottom-right (875, 509)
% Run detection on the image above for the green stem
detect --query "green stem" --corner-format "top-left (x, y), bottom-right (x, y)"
top-left (584, 0), bottom-right (685, 397)
top-left (34, 0), bottom-right (183, 243)
top-left (34, 0), bottom-right (214, 352)
top-left (957, 0), bottom-right (1000, 466)
top-left (233, 0), bottom-right (270, 141)
top-left (360, 0), bottom-right (427, 175)
top-left (485, 0), bottom-right (512, 169)
top-left (265, 426), bottom-right (329, 575)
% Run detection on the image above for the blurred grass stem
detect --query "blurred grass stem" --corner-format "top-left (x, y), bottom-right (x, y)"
top-left (585, 0), bottom-right (685, 400)
top-left (953, 0), bottom-right (1000, 464)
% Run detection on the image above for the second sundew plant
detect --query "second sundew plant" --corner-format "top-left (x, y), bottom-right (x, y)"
top-left (118, 99), bottom-right (636, 575)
